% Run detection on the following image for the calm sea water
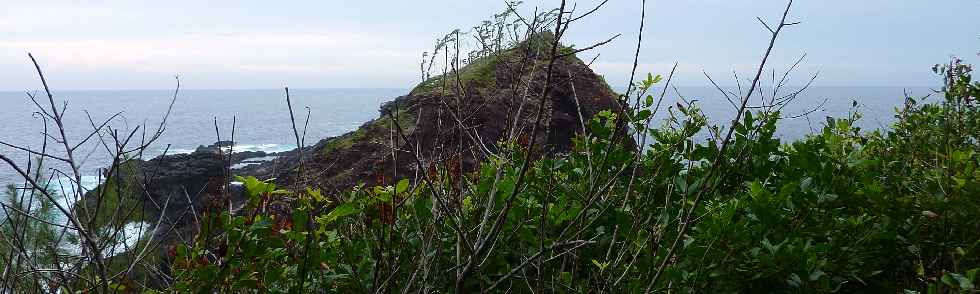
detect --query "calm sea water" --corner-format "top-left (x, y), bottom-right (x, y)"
top-left (0, 88), bottom-right (406, 190)
top-left (0, 86), bottom-right (935, 189)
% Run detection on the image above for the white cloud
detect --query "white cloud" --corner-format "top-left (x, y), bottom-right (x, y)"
top-left (1, 0), bottom-right (975, 89)
top-left (9, 31), bottom-right (413, 66)
top-left (0, 30), bottom-right (427, 89)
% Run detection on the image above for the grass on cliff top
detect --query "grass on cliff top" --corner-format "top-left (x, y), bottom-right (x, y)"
top-left (320, 107), bottom-right (419, 155)
top-left (411, 53), bottom-right (503, 96)
top-left (320, 128), bottom-right (368, 155)
top-left (328, 31), bottom-right (602, 157)
top-left (410, 32), bottom-right (578, 96)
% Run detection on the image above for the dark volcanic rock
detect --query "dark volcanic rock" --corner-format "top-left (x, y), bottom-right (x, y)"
top-left (194, 141), bottom-right (271, 164)
top-left (82, 147), bottom-right (244, 251)
top-left (214, 140), bottom-right (235, 148)
top-left (79, 146), bottom-right (243, 286)
top-left (133, 152), bottom-right (229, 228)
top-left (240, 35), bottom-right (629, 194)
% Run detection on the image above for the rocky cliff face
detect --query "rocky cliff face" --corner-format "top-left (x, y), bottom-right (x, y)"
top-left (75, 146), bottom-right (237, 286)
top-left (79, 146), bottom-right (238, 246)
top-left (241, 36), bottom-right (627, 194)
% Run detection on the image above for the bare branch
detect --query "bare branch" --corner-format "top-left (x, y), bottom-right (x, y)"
top-left (556, 33), bottom-right (621, 58)
top-left (647, 0), bottom-right (798, 289)
top-left (757, 17), bottom-right (775, 34)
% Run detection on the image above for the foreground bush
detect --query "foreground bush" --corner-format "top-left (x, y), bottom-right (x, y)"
top-left (166, 59), bottom-right (979, 293)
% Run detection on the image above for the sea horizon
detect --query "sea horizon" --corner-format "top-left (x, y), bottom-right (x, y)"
top-left (0, 85), bottom-right (934, 190)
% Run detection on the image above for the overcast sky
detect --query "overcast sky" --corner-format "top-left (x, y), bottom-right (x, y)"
top-left (1, 0), bottom-right (977, 90)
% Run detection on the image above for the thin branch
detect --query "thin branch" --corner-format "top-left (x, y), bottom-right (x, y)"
top-left (756, 17), bottom-right (774, 34)
top-left (0, 141), bottom-right (70, 163)
top-left (567, 0), bottom-right (610, 23)
top-left (556, 33), bottom-right (621, 58)
top-left (647, 0), bottom-right (797, 290)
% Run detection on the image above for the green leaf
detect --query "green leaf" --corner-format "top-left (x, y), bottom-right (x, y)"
top-left (748, 181), bottom-right (766, 198)
top-left (808, 270), bottom-right (825, 281)
top-left (787, 273), bottom-right (802, 287)
top-left (636, 109), bottom-right (652, 121)
top-left (560, 272), bottom-right (572, 286)
top-left (942, 273), bottom-right (956, 286)
top-left (396, 179), bottom-right (410, 194)
top-left (323, 203), bottom-right (360, 224)
top-left (497, 176), bottom-right (516, 203)
top-left (683, 236), bottom-right (696, 248)
top-left (249, 217), bottom-right (272, 232)
top-left (799, 177), bottom-right (813, 191)
top-left (414, 196), bottom-right (432, 221)
top-left (946, 273), bottom-right (975, 290)
top-left (292, 209), bottom-right (309, 232)
top-left (462, 195), bottom-right (473, 211)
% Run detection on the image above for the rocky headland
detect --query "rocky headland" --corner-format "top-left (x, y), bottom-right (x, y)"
top-left (81, 35), bottom-right (630, 283)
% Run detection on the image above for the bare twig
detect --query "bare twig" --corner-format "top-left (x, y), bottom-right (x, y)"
top-left (646, 0), bottom-right (798, 290)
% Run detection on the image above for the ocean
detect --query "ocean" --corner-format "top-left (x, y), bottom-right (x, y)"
top-left (0, 86), bottom-right (938, 254)
top-left (0, 88), bottom-right (405, 189)
top-left (0, 88), bottom-right (404, 245)
top-left (0, 86), bottom-right (935, 191)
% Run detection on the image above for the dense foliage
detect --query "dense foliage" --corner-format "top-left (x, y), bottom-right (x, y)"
top-left (164, 59), bottom-right (979, 293)
top-left (3, 2), bottom-right (973, 290)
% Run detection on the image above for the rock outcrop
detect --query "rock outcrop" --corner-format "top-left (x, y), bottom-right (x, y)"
top-left (79, 146), bottom-right (238, 239)
top-left (241, 35), bottom-right (627, 193)
top-left (78, 34), bottom-right (628, 287)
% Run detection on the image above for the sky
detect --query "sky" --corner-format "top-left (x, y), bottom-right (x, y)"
top-left (0, 0), bottom-right (977, 90)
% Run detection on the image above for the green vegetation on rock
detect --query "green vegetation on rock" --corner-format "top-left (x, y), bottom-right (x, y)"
top-left (410, 31), bottom-right (578, 96)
